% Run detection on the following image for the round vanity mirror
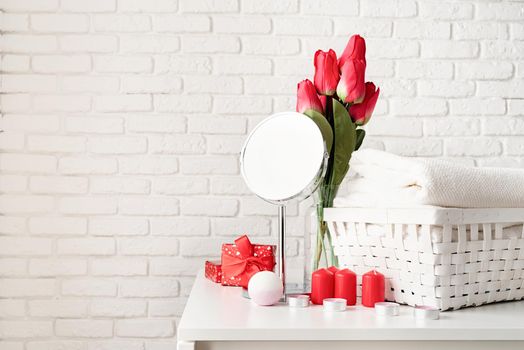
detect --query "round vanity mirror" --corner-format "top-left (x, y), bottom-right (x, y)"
top-left (240, 112), bottom-right (327, 204)
top-left (240, 111), bottom-right (328, 297)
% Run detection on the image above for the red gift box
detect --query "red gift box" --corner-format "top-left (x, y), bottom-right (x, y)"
top-left (221, 235), bottom-right (275, 288)
top-left (205, 260), bottom-right (222, 283)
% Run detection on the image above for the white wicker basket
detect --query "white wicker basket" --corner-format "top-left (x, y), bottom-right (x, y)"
top-left (324, 207), bottom-right (524, 311)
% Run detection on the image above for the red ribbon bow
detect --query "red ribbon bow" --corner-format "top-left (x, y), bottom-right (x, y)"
top-left (221, 235), bottom-right (275, 287)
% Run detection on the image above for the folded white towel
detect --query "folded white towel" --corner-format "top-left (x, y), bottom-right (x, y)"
top-left (334, 149), bottom-right (524, 208)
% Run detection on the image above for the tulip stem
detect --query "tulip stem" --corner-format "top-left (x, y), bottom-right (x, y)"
top-left (324, 96), bottom-right (335, 188)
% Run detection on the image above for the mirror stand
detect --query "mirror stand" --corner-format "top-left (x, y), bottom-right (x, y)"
top-left (278, 205), bottom-right (286, 301)
top-left (241, 204), bottom-right (288, 302)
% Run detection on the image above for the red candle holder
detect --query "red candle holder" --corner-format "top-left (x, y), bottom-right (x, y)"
top-left (310, 268), bottom-right (334, 305)
top-left (334, 268), bottom-right (357, 306)
top-left (362, 270), bottom-right (385, 307)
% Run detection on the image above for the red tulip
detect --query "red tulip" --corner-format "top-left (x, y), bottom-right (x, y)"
top-left (319, 95), bottom-right (327, 113)
top-left (349, 82), bottom-right (380, 126)
top-left (336, 59), bottom-right (366, 104)
top-left (296, 79), bottom-right (324, 116)
top-left (338, 34), bottom-right (366, 69)
top-left (314, 49), bottom-right (340, 96)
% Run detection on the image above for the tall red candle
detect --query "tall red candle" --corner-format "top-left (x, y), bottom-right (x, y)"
top-left (334, 268), bottom-right (356, 306)
top-left (327, 266), bottom-right (338, 275)
top-left (362, 270), bottom-right (385, 307)
top-left (310, 268), bottom-right (334, 305)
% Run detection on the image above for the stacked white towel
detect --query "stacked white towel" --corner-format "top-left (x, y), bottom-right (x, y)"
top-left (334, 149), bottom-right (524, 209)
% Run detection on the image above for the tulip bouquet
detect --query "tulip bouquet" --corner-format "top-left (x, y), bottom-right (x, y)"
top-left (296, 35), bottom-right (380, 270)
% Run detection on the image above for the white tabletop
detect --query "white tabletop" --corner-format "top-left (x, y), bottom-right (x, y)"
top-left (178, 270), bottom-right (524, 341)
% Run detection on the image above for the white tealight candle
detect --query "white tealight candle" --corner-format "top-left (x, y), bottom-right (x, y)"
top-left (414, 305), bottom-right (440, 320)
top-left (288, 294), bottom-right (310, 308)
top-left (323, 298), bottom-right (346, 312)
top-left (375, 302), bottom-right (400, 316)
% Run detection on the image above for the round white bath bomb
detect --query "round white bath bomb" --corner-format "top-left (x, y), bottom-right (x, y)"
top-left (248, 271), bottom-right (283, 306)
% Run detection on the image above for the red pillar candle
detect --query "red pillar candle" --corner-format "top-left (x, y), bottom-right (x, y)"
top-left (327, 266), bottom-right (338, 275)
top-left (310, 268), bottom-right (334, 305)
top-left (334, 268), bottom-right (357, 306)
top-left (362, 270), bottom-right (385, 307)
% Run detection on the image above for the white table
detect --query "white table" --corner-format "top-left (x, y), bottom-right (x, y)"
top-left (177, 271), bottom-right (524, 350)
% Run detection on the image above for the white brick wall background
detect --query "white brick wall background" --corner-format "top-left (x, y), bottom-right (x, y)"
top-left (1, 0), bottom-right (524, 348)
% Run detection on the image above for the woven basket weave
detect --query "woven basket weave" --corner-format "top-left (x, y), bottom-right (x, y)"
top-left (324, 207), bottom-right (524, 311)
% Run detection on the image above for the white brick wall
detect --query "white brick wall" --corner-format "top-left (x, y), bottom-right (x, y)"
top-left (1, 0), bottom-right (524, 347)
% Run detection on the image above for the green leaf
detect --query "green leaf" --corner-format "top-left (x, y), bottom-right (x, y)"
top-left (330, 99), bottom-right (356, 187)
top-left (304, 110), bottom-right (333, 154)
top-left (355, 129), bottom-right (366, 151)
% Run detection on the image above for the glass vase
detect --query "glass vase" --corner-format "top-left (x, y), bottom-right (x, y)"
top-left (303, 184), bottom-right (340, 292)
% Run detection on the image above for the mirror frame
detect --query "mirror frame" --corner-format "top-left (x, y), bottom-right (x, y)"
top-left (239, 112), bottom-right (328, 205)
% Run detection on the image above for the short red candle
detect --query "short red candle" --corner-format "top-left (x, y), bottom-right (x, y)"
top-left (334, 268), bottom-right (357, 306)
top-left (327, 266), bottom-right (338, 275)
top-left (362, 270), bottom-right (385, 307)
top-left (310, 268), bottom-right (334, 305)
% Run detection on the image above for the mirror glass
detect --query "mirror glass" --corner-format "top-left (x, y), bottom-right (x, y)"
top-left (240, 112), bottom-right (326, 203)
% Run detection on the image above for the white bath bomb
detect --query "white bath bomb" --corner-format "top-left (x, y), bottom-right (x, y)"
top-left (248, 271), bottom-right (283, 306)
